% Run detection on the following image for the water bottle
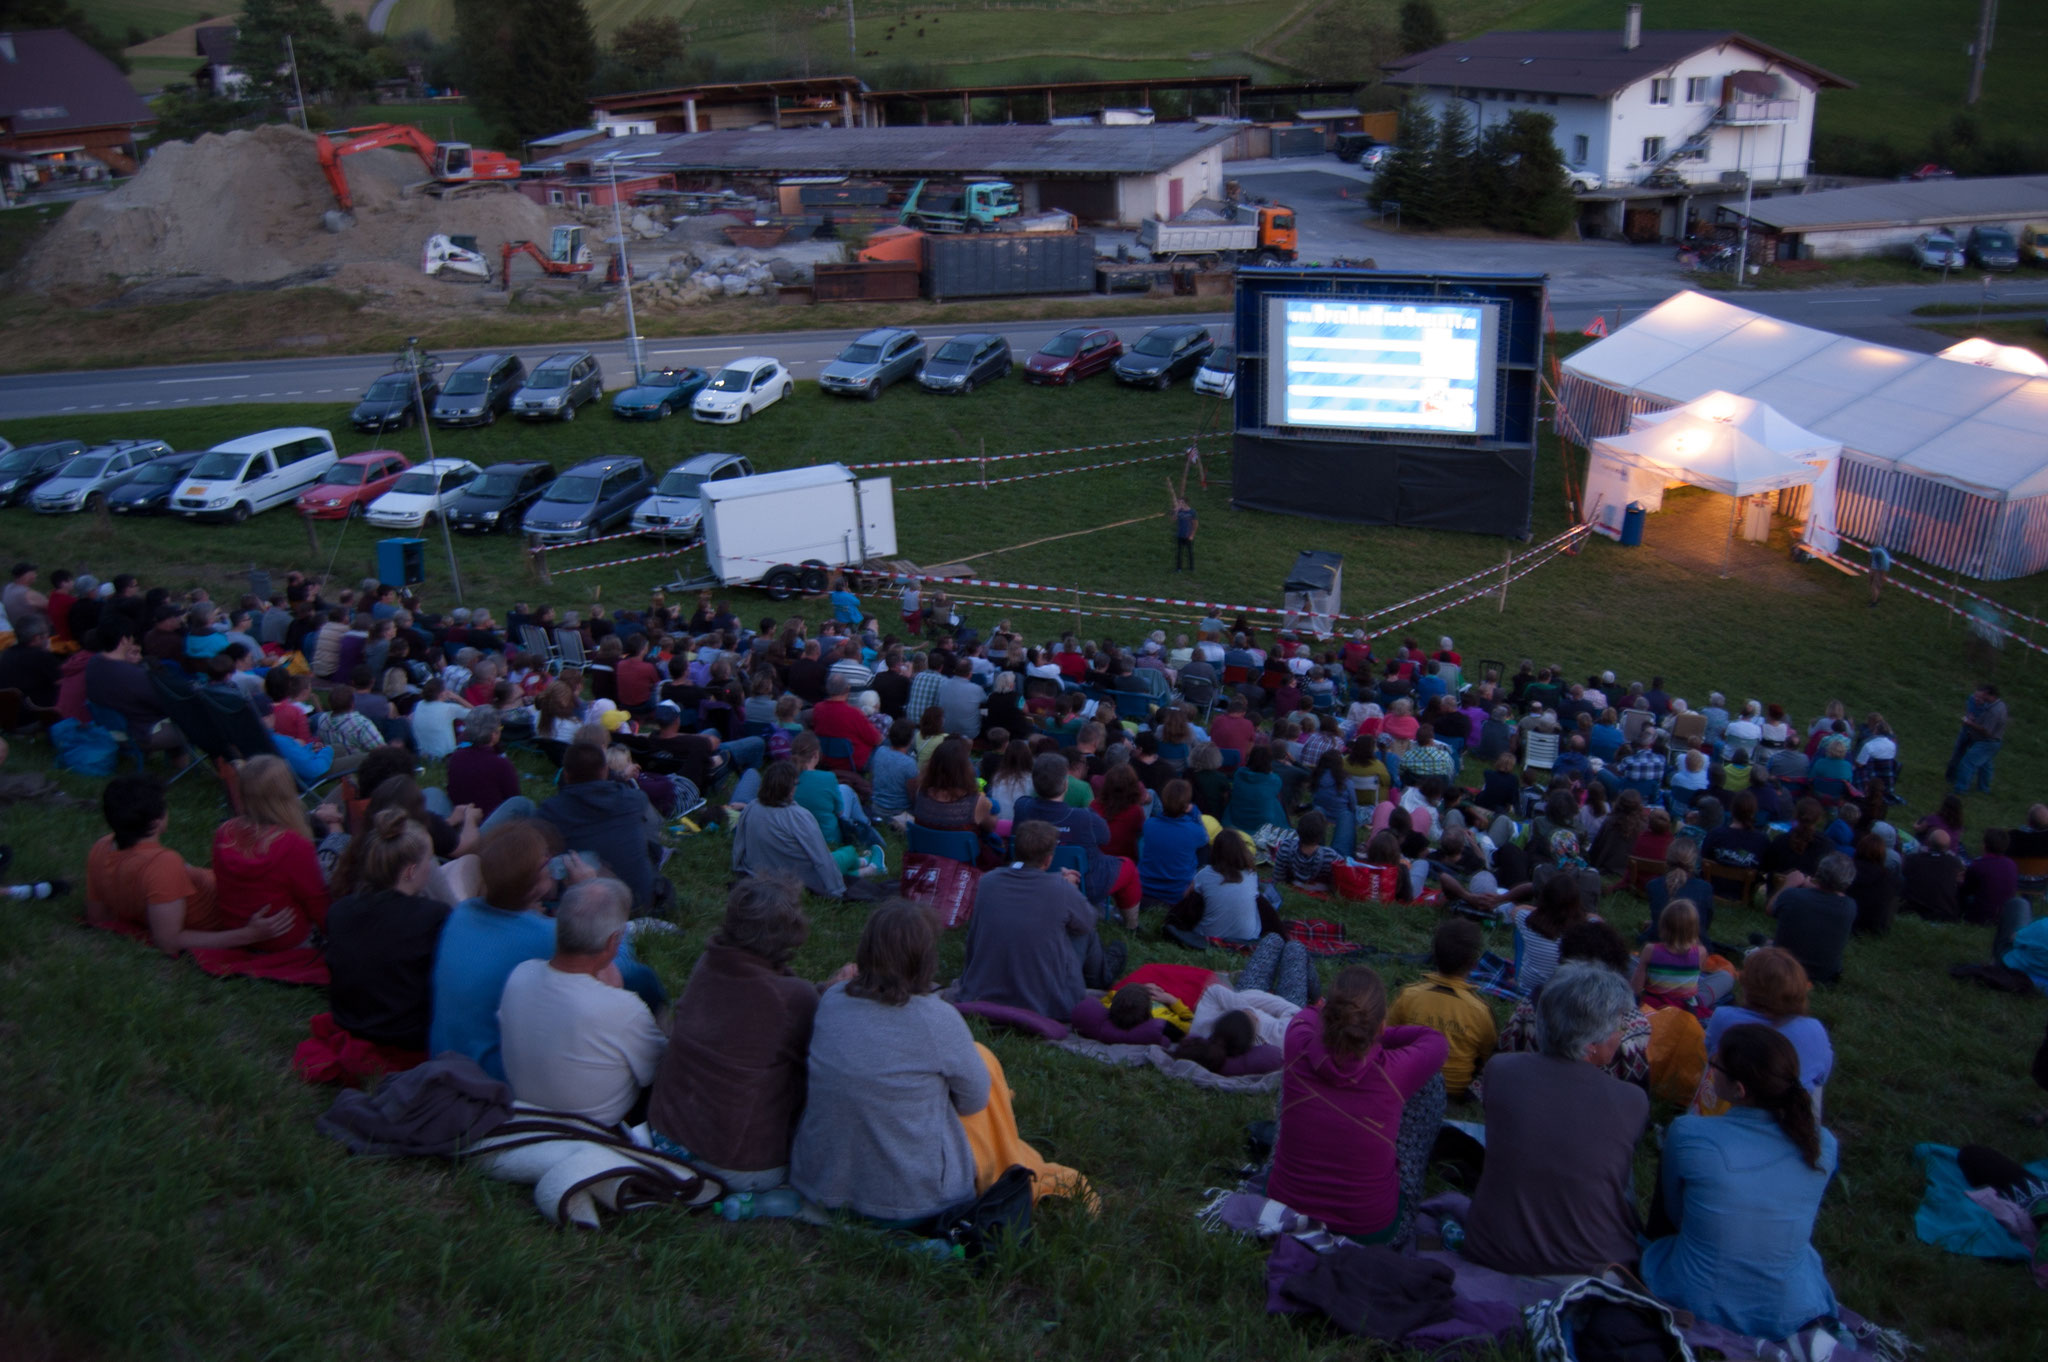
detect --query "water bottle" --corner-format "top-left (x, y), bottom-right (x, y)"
top-left (899, 1237), bottom-right (966, 1263)
top-left (1440, 1216), bottom-right (1466, 1252)
top-left (714, 1188), bottom-right (806, 1221)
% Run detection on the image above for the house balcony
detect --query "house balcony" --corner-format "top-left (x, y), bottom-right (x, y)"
top-left (1720, 99), bottom-right (1799, 125)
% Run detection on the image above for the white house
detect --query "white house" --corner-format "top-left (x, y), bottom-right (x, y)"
top-left (1382, 5), bottom-right (1852, 242)
top-left (192, 25), bottom-right (247, 97)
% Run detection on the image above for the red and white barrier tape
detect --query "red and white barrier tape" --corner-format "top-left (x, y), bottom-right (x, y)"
top-left (850, 433), bottom-right (1228, 471)
top-left (1833, 532), bottom-right (2048, 633)
top-left (1367, 534), bottom-right (1583, 640)
top-left (552, 539), bottom-right (701, 577)
top-left (898, 572), bottom-right (1292, 619)
top-left (531, 525), bottom-right (670, 556)
top-left (1808, 545), bottom-right (2048, 656)
top-left (897, 450), bottom-right (1184, 491)
top-left (1350, 524), bottom-right (1592, 627)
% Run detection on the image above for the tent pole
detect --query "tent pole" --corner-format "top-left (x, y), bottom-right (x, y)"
top-left (1721, 497), bottom-right (1736, 578)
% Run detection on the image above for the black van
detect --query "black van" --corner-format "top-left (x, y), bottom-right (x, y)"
top-left (449, 460), bottom-right (557, 534)
top-left (431, 353), bottom-right (526, 428)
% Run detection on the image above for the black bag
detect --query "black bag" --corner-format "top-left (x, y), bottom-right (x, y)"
top-left (942, 1164), bottom-right (1035, 1261)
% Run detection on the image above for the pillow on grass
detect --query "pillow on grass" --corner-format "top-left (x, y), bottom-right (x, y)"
top-left (1068, 997), bottom-right (1171, 1048)
top-left (952, 999), bottom-right (1070, 1040)
top-left (1217, 1044), bottom-right (1283, 1077)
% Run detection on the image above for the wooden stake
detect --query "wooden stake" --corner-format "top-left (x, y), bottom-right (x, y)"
top-left (1497, 544), bottom-right (1513, 611)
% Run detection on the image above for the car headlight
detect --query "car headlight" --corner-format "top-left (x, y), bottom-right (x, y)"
top-left (543, 398), bottom-right (561, 408)
top-left (561, 519), bottom-right (584, 530)
top-left (208, 497), bottom-right (229, 508)
top-left (482, 511), bottom-right (499, 523)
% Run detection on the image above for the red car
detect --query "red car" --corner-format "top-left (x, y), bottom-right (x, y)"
top-left (296, 450), bottom-right (411, 519)
top-left (1023, 326), bottom-right (1123, 385)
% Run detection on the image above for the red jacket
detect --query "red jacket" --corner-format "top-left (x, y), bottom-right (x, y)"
top-left (809, 698), bottom-right (878, 770)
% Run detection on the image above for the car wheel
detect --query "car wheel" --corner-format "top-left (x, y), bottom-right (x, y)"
top-left (482, 407), bottom-right (496, 426)
top-left (739, 405), bottom-right (752, 422)
top-left (561, 402), bottom-right (576, 422)
top-left (657, 401), bottom-right (671, 419)
top-left (781, 383), bottom-right (793, 400)
top-left (799, 560), bottom-right (829, 594)
top-left (865, 385), bottom-right (879, 402)
top-left (764, 566), bottom-right (800, 601)
top-left (84, 492), bottom-right (103, 512)
top-left (229, 501), bottom-right (251, 524)
top-left (349, 500), bottom-right (365, 518)
top-left (1156, 375), bottom-right (1171, 391)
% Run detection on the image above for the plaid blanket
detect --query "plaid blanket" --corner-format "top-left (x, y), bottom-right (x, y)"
top-left (1467, 951), bottom-right (1519, 1002)
top-left (1181, 919), bottom-right (1369, 958)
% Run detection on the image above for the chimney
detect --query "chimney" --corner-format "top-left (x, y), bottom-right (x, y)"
top-left (1623, 4), bottom-right (1642, 51)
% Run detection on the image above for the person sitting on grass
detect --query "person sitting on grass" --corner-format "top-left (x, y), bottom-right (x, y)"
top-left (1703, 948), bottom-right (1832, 1109)
top-left (732, 760), bottom-right (863, 899)
top-left (1175, 826), bottom-right (1262, 942)
top-left (539, 741), bottom-right (664, 914)
top-left (1462, 963), bottom-right (1649, 1277)
top-left (1632, 899), bottom-right (1706, 1015)
top-left (323, 809), bottom-right (450, 1055)
top-left (648, 877), bottom-right (853, 1192)
top-left (1138, 778), bottom-right (1210, 905)
top-left (1267, 965), bottom-right (1448, 1247)
top-left (211, 755), bottom-right (329, 951)
top-left (956, 820), bottom-right (1104, 1019)
top-left (1488, 922), bottom-right (1653, 1092)
top-left (498, 877), bottom-right (666, 1127)
top-left (84, 773), bottom-right (291, 956)
top-left (1762, 853), bottom-right (1858, 986)
top-left (1640, 1024), bottom-right (1840, 1340)
top-left (1269, 809), bottom-right (1340, 890)
top-left (1223, 742), bottom-right (1290, 835)
top-left (1386, 918), bottom-right (1497, 1100)
top-left (1012, 751), bottom-right (1140, 925)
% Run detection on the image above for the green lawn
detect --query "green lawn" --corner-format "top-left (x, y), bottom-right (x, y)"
top-left (126, 52), bottom-right (198, 94)
top-left (3, 370), bottom-right (2048, 1359)
top-left (326, 100), bottom-right (500, 150)
top-left (77, 0), bottom-right (225, 45)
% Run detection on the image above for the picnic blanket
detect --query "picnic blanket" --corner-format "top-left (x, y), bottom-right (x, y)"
top-left (292, 1012), bottom-right (425, 1085)
top-left (1465, 951), bottom-right (1518, 1002)
top-left (1914, 1142), bottom-right (2048, 1286)
top-left (85, 914), bottom-right (330, 987)
top-left (1168, 919), bottom-right (1428, 962)
top-left (469, 1107), bottom-right (723, 1229)
top-left (1052, 1034), bottom-right (1284, 1094)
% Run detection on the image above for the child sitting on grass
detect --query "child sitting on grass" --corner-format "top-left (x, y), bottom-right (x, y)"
top-left (1386, 918), bottom-right (1497, 1099)
top-left (1633, 899), bottom-right (1706, 1014)
top-left (1270, 809), bottom-right (1341, 889)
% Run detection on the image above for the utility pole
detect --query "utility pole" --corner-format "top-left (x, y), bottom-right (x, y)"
top-left (284, 33), bottom-right (309, 132)
top-left (1966, 0), bottom-right (1998, 106)
top-left (847, 1), bottom-right (857, 58)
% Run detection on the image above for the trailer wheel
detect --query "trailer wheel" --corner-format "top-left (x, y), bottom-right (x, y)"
top-left (798, 560), bottom-right (830, 594)
top-left (764, 567), bottom-right (800, 601)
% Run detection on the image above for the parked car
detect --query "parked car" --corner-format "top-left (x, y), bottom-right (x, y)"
top-left (692, 357), bottom-right (793, 423)
top-left (1113, 324), bottom-right (1215, 390)
top-left (1567, 169), bottom-right (1602, 193)
top-left (511, 350), bottom-right (602, 421)
top-left (631, 452), bottom-right (754, 539)
top-left (2019, 223), bottom-right (2048, 268)
top-left (1193, 344), bottom-right (1237, 399)
top-left (430, 353), bottom-right (525, 427)
top-left (1966, 225), bottom-right (2019, 271)
top-left (1359, 144), bottom-right (1392, 170)
top-left (1907, 164), bottom-right (1955, 181)
top-left (819, 328), bottom-right (925, 400)
top-left (31, 440), bottom-right (173, 513)
top-left (350, 370), bottom-right (439, 432)
top-left (1024, 327), bottom-right (1122, 385)
top-left (365, 457), bottom-right (483, 529)
top-left (523, 455), bottom-right (656, 543)
top-left (108, 451), bottom-right (205, 515)
top-left (611, 366), bottom-right (708, 420)
top-left (0, 439), bottom-right (86, 506)
top-left (295, 450), bottom-right (411, 519)
top-left (448, 460), bottom-right (556, 534)
top-left (171, 428), bottom-right (339, 522)
top-left (1913, 231), bottom-right (1965, 269)
top-left (918, 333), bottom-right (1011, 393)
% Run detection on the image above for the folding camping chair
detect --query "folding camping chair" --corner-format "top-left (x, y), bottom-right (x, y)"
top-left (555, 628), bottom-right (588, 669)
top-left (520, 625), bottom-right (561, 673)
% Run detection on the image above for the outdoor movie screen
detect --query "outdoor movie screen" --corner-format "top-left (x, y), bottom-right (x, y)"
top-left (1264, 296), bottom-right (1500, 437)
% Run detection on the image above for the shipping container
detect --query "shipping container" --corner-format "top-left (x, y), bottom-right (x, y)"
top-left (1269, 125), bottom-right (1325, 159)
top-left (925, 232), bottom-right (1096, 300)
top-left (812, 261), bottom-right (921, 302)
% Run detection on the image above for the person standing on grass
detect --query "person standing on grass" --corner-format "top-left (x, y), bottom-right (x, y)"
top-left (1168, 479), bottom-right (1197, 572)
top-left (1951, 683), bottom-right (2007, 796)
top-left (1866, 542), bottom-right (1891, 606)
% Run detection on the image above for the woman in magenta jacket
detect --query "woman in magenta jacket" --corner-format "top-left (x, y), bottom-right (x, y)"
top-left (1267, 965), bottom-right (1448, 1245)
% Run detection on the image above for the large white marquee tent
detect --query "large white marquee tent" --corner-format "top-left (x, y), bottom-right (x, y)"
top-left (1558, 291), bottom-right (2048, 579)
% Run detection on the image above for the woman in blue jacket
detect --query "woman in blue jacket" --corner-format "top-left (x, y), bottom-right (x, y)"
top-left (1137, 778), bottom-right (1210, 903)
top-left (1640, 1024), bottom-right (1839, 1340)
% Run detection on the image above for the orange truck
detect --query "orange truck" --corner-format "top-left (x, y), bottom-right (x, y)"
top-left (1134, 203), bottom-right (1296, 266)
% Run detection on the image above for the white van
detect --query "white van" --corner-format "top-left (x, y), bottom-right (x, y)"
top-left (171, 427), bottom-right (338, 522)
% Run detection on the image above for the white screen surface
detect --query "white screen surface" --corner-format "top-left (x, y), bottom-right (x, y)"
top-left (1267, 297), bottom-right (1498, 435)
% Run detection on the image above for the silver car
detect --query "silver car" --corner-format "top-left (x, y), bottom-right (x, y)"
top-left (631, 451), bottom-right (754, 539)
top-left (1913, 231), bottom-right (1964, 269)
top-left (32, 439), bottom-right (174, 513)
top-left (818, 327), bottom-right (925, 400)
top-left (512, 350), bottom-right (603, 421)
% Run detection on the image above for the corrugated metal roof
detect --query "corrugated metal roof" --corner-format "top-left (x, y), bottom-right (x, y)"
top-left (528, 125), bottom-right (1237, 177)
top-left (1382, 30), bottom-right (1852, 98)
top-left (1741, 175), bottom-right (2048, 232)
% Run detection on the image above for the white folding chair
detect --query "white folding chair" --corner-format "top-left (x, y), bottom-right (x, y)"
top-left (1523, 730), bottom-right (1560, 771)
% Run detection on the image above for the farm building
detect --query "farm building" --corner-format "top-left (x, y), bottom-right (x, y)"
top-left (0, 28), bottom-right (156, 191)
top-left (1730, 175), bottom-right (2048, 260)
top-left (524, 124), bottom-right (1240, 227)
top-left (1558, 290), bottom-right (2048, 580)
top-left (589, 77), bottom-right (870, 135)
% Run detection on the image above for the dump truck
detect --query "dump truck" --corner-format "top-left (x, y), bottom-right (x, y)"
top-left (1135, 203), bottom-right (1297, 266)
top-left (899, 178), bottom-right (1021, 233)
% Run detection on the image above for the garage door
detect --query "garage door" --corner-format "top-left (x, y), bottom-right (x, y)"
top-left (1037, 177), bottom-right (1118, 224)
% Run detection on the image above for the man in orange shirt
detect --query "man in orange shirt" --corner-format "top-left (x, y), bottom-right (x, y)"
top-left (83, 774), bottom-right (293, 956)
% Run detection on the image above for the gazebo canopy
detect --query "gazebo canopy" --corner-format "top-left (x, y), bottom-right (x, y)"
top-left (1594, 416), bottom-right (1821, 497)
top-left (1632, 389), bottom-right (1843, 464)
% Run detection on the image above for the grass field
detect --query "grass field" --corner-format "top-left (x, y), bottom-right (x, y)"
top-left (1923, 316), bottom-right (2048, 362)
top-left (78, 0), bottom-right (225, 45)
top-left (2, 361), bottom-right (2048, 1359)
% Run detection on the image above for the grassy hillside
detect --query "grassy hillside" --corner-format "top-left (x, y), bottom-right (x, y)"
top-left (79, 0), bottom-right (226, 45)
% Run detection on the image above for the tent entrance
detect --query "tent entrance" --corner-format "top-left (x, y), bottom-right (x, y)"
top-left (1631, 486), bottom-right (1827, 594)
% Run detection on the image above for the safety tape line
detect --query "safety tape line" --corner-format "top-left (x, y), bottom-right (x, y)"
top-left (1806, 546), bottom-right (2048, 656)
top-left (938, 593), bottom-right (1216, 632)
top-left (1350, 524), bottom-right (1592, 627)
top-left (1366, 535), bottom-right (1582, 641)
top-left (896, 450), bottom-right (1185, 491)
top-left (551, 540), bottom-right (701, 576)
top-left (530, 525), bottom-right (674, 556)
top-left (850, 433), bottom-right (1229, 471)
top-left (1832, 532), bottom-right (2048, 633)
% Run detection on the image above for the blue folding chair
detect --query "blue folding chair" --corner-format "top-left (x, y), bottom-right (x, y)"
top-left (818, 734), bottom-right (859, 774)
top-left (906, 822), bottom-right (980, 865)
top-left (1220, 746), bottom-right (1243, 772)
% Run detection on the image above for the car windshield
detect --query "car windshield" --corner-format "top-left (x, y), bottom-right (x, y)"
top-left (1040, 332), bottom-right (1084, 358)
top-left (1927, 234), bottom-right (1957, 246)
top-left (471, 472), bottom-right (524, 497)
top-left (546, 476), bottom-right (601, 502)
top-left (190, 453), bottom-right (245, 480)
top-left (394, 472), bottom-right (446, 495)
top-left (443, 372), bottom-right (487, 396)
top-left (527, 368), bottom-right (569, 389)
top-left (1133, 333), bottom-right (1176, 357)
top-left (131, 463), bottom-right (182, 485)
top-left (641, 370), bottom-right (691, 387)
top-left (708, 367), bottom-right (750, 392)
top-left (1980, 231), bottom-right (2014, 247)
top-left (937, 341), bottom-right (978, 363)
top-left (365, 376), bottom-right (410, 400)
top-left (58, 456), bottom-right (108, 478)
top-left (1204, 346), bottom-right (1235, 369)
top-left (0, 449), bottom-right (45, 474)
top-left (322, 464), bottom-right (369, 486)
top-left (838, 344), bottom-right (882, 365)
top-left (657, 470), bottom-right (706, 497)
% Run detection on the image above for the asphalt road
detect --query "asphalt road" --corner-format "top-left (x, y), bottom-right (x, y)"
top-left (3, 284), bottom-right (2044, 423)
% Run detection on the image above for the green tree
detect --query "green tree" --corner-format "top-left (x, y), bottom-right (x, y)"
top-left (609, 15), bottom-right (687, 87)
top-left (1491, 110), bottom-right (1576, 236)
top-left (1372, 95), bottom-right (1435, 225)
top-left (1421, 98), bottom-right (1479, 227)
top-left (234, 0), bottom-right (375, 108)
top-left (1397, 0), bottom-right (1447, 55)
top-left (455, 0), bottom-right (598, 149)
top-left (151, 83), bottom-right (262, 142)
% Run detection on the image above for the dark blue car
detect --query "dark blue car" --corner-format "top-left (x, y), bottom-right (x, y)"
top-left (107, 451), bottom-right (206, 515)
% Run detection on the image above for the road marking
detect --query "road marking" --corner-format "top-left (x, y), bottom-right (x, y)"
top-left (60, 405), bottom-right (76, 411)
top-left (89, 403), bottom-right (104, 409)
top-left (158, 374), bottom-right (249, 384)
top-left (654, 346), bottom-right (741, 355)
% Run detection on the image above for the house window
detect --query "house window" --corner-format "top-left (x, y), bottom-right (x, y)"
top-left (1686, 76), bottom-right (1714, 103)
top-left (1572, 134), bottom-right (1589, 165)
top-left (575, 191), bottom-right (592, 207)
top-left (1649, 78), bottom-right (1673, 106)
top-left (1642, 136), bottom-right (1665, 162)
top-left (547, 189), bottom-right (564, 205)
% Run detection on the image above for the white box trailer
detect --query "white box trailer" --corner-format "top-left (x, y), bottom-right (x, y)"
top-left (692, 463), bottom-right (896, 600)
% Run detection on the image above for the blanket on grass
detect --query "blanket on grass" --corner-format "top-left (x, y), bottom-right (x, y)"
top-left (85, 914), bottom-right (329, 986)
top-left (1914, 1142), bottom-right (2048, 1287)
top-left (1052, 1034), bottom-right (1284, 1094)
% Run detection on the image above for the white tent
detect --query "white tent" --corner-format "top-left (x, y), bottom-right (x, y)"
top-left (1940, 337), bottom-right (2048, 378)
top-left (1585, 414), bottom-right (1828, 570)
top-left (1558, 291), bottom-right (2048, 579)
top-left (1631, 390), bottom-right (1845, 555)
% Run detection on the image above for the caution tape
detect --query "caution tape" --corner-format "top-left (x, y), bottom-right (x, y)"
top-left (849, 433), bottom-right (1229, 471)
top-left (531, 525), bottom-right (672, 556)
top-left (1833, 532), bottom-right (2048, 633)
top-left (1366, 533), bottom-right (1585, 641)
top-left (898, 572), bottom-right (1293, 620)
top-left (1807, 544), bottom-right (2048, 656)
top-left (551, 538), bottom-right (702, 577)
top-left (897, 449), bottom-right (1186, 491)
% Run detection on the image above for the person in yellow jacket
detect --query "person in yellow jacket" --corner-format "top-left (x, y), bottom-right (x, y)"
top-left (1386, 918), bottom-right (1498, 1098)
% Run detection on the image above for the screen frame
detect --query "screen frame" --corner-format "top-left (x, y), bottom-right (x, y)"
top-left (1262, 294), bottom-right (1500, 437)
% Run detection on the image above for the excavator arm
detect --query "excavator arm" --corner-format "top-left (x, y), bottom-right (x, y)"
top-left (315, 123), bottom-right (442, 213)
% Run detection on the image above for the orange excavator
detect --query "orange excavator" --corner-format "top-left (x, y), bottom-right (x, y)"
top-left (500, 226), bottom-right (600, 291)
top-left (315, 123), bottom-right (522, 227)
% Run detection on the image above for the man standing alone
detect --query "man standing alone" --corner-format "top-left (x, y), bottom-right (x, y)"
top-left (1952, 684), bottom-right (2008, 796)
top-left (1169, 480), bottom-right (1197, 573)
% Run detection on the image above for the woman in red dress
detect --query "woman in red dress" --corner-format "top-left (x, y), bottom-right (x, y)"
top-left (212, 755), bottom-right (330, 950)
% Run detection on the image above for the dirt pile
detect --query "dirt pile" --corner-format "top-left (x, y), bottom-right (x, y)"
top-left (20, 123), bottom-right (572, 295)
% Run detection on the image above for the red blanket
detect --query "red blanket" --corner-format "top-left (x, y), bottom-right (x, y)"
top-left (292, 1012), bottom-right (425, 1085)
top-left (84, 916), bottom-right (331, 987)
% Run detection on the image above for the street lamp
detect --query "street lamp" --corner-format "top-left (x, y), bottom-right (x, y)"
top-left (599, 148), bottom-right (657, 383)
